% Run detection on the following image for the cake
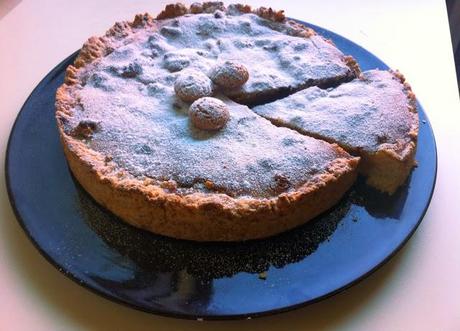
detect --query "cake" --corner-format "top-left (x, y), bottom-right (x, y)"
top-left (253, 70), bottom-right (418, 194)
top-left (55, 2), bottom-right (417, 241)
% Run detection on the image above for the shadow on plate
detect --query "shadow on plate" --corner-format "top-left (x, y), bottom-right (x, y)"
top-left (76, 184), bottom-right (348, 281)
top-left (75, 173), bottom-right (409, 282)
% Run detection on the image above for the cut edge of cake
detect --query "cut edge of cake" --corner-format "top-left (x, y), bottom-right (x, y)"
top-left (227, 53), bottom-right (359, 107)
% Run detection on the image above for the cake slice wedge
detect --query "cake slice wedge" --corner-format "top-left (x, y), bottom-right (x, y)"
top-left (253, 70), bottom-right (418, 194)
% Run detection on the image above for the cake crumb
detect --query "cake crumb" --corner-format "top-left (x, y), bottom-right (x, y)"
top-left (258, 271), bottom-right (267, 280)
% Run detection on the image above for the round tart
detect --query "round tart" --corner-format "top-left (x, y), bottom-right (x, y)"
top-left (55, 2), bottom-right (415, 241)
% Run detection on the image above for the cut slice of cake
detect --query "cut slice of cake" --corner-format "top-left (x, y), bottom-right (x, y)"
top-left (253, 70), bottom-right (418, 194)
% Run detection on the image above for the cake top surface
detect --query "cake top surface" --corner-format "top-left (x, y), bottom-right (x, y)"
top-left (153, 9), bottom-right (353, 103)
top-left (65, 86), bottom-right (348, 198)
top-left (75, 7), bottom-right (354, 106)
top-left (253, 70), bottom-right (417, 153)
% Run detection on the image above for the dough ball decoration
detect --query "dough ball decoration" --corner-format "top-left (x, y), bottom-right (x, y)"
top-left (210, 61), bottom-right (249, 89)
top-left (174, 69), bottom-right (214, 102)
top-left (189, 97), bottom-right (230, 131)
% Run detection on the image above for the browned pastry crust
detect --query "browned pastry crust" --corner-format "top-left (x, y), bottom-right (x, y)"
top-left (61, 137), bottom-right (358, 241)
top-left (309, 70), bottom-right (418, 194)
top-left (359, 71), bottom-right (418, 194)
top-left (56, 2), bottom-right (360, 241)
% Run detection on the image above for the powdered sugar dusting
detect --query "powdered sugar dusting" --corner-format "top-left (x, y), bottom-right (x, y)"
top-left (253, 70), bottom-right (415, 153)
top-left (69, 81), bottom-right (344, 197)
top-left (100, 10), bottom-right (351, 105)
top-left (65, 10), bottom-right (356, 198)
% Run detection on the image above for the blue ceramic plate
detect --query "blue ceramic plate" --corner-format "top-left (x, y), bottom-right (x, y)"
top-left (5, 21), bottom-right (437, 320)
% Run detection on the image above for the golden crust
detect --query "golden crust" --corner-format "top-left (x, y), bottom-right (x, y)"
top-left (156, 3), bottom-right (188, 19)
top-left (357, 70), bottom-right (418, 194)
top-left (55, 3), bottom-right (361, 241)
top-left (254, 6), bottom-right (286, 22)
top-left (343, 55), bottom-right (361, 78)
top-left (60, 131), bottom-right (358, 241)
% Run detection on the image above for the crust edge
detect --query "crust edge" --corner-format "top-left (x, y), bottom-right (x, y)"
top-left (358, 70), bottom-right (418, 194)
top-left (61, 131), bottom-right (359, 241)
